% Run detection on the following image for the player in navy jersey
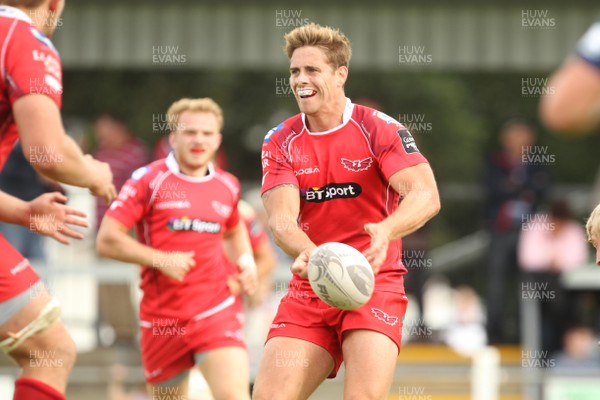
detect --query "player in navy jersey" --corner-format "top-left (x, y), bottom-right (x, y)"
top-left (97, 98), bottom-right (257, 400)
top-left (253, 23), bottom-right (440, 399)
top-left (0, 1), bottom-right (115, 399)
top-left (540, 18), bottom-right (600, 135)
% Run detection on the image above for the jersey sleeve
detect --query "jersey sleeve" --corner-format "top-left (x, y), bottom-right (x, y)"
top-left (246, 215), bottom-right (268, 250)
top-left (225, 200), bottom-right (240, 231)
top-left (369, 112), bottom-right (429, 181)
top-left (576, 19), bottom-right (600, 70)
top-left (261, 124), bottom-right (298, 195)
top-left (104, 166), bottom-right (151, 230)
top-left (5, 26), bottom-right (62, 106)
top-left (222, 174), bottom-right (241, 231)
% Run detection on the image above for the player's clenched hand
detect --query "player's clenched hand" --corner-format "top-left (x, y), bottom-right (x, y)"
top-left (363, 222), bottom-right (391, 274)
top-left (86, 155), bottom-right (117, 205)
top-left (291, 246), bottom-right (317, 279)
top-left (237, 255), bottom-right (258, 296)
top-left (28, 192), bottom-right (89, 245)
top-left (152, 250), bottom-right (196, 282)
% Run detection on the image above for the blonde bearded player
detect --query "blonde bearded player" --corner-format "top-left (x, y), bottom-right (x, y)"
top-left (97, 98), bottom-right (257, 400)
top-left (0, 1), bottom-right (116, 399)
top-left (253, 23), bottom-right (440, 399)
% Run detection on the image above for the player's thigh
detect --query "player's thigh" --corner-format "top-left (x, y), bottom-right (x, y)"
top-left (252, 337), bottom-right (333, 400)
top-left (0, 284), bottom-right (75, 370)
top-left (342, 329), bottom-right (397, 400)
top-left (198, 346), bottom-right (250, 400)
top-left (147, 373), bottom-right (189, 400)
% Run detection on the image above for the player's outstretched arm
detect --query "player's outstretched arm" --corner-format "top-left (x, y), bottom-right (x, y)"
top-left (364, 163), bottom-right (440, 271)
top-left (96, 216), bottom-right (195, 282)
top-left (0, 190), bottom-right (89, 244)
top-left (262, 184), bottom-right (316, 278)
top-left (540, 57), bottom-right (600, 135)
top-left (13, 94), bottom-right (116, 203)
top-left (223, 221), bottom-right (258, 295)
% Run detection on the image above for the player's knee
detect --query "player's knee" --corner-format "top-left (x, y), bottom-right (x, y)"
top-left (344, 387), bottom-right (387, 400)
top-left (250, 384), bottom-right (269, 400)
top-left (16, 323), bottom-right (76, 373)
top-left (214, 389), bottom-right (250, 400)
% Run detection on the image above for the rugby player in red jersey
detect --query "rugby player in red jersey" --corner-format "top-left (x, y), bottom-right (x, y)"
top-left (252, 23), bottom-right (440, 399)
top-left (96, 98), bottom-right (258, 400)
top-left (0, 1), bottom-right (115, 399)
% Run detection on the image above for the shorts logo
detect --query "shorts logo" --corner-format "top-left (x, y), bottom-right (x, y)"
top-left (167, 217), bottom-right (221, 233)
top-left (301, 183), bottom-right (361, 203)
top-left (224, 329), bottom-right (244, 342)
top-left (144, 368), bottom-right (163, 380)
top-left (9, 259), bottom-right (30, 276)
top-left (271, 323), bottom-right (286, 329)
top-left (341, 157), bottom-right (373, 172)
top-left (398, 128), bottom-right (420, 154)
top-left (371, 308), bottom-right (399, 326)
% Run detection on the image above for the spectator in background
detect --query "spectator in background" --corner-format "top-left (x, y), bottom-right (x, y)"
top-left (93, 113), bottom-right (149, 349)
top-left (444, 285), bottom-right (487, 357)
top-left (540, 18), bottom-right (600, 136)
top-left (0, 143), bottom-right (62, 261)
top-left (552, 325), bottom-right (600, 375)
top-left (483, 118), bottom-right (551, 344)
top-left (93, 113), bottom-right (149, 230)
top-left (518, 199), bottom-right (588, 353)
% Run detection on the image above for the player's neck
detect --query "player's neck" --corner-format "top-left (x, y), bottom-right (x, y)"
top-left (305, 96), bottom-right (347, 132)
top-left (25, 6), bottom-right (53, 37)
top-left (179, 164), bottom-right (209, 177)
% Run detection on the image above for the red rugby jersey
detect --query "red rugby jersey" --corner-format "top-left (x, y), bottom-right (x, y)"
top-left (106, 153), bottom-right (241, 321)
top-left (261, 99), bottom-right (429, 295)
top-left (0, 6), bottom-right (62, 170)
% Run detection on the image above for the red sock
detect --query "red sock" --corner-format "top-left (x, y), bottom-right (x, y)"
top-left (13, 377), bottom-right (65, 400)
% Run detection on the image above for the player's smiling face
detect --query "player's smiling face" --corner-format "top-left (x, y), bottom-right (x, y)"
top-left (169, 111), bottom-right (222, 177)
top-left (289, 46), bottom-right (347, 116)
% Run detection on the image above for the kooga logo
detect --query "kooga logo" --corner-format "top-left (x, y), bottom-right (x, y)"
top-left (301, 183), bottom-right (361, 203)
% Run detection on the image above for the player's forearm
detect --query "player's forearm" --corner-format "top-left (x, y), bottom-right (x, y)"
top-left (28, 135), bottom-right (97, 189)
top-left (223, 223), bottom-right (254, 267)
top-left (268, 216), bottom-right (315, 258)
top-left (253, 241), bottom-right (277, 279)
top-left (96, 228), bottom-right (156, 267)
top-left (0, 191), bottom-right (30, 227)
top-left (380, 190), bottom-right (440, 242)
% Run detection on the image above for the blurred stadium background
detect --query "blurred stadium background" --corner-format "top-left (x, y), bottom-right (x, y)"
top-left (2, 0), bottom-right (600, 399)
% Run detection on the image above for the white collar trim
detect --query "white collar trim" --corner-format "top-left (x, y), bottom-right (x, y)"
top-left (0, 6), bottom-right (32, 24)
top-left (165, 152), bottom-right (215, 183)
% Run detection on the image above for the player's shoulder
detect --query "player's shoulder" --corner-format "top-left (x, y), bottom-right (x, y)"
top-left (9, 19), bottom-right (58, 56)
top-left (353, 103), bottom-right (403, 131)
top-left (263, 113), bottom-right (304, 145)
top-left (213, 167), bottom-right (241, 198)
top-left (129, 159), bottom-right (168, 184)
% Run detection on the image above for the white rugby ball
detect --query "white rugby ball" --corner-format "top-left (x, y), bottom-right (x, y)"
top-left (307, 242), bottom-right (375, 310)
